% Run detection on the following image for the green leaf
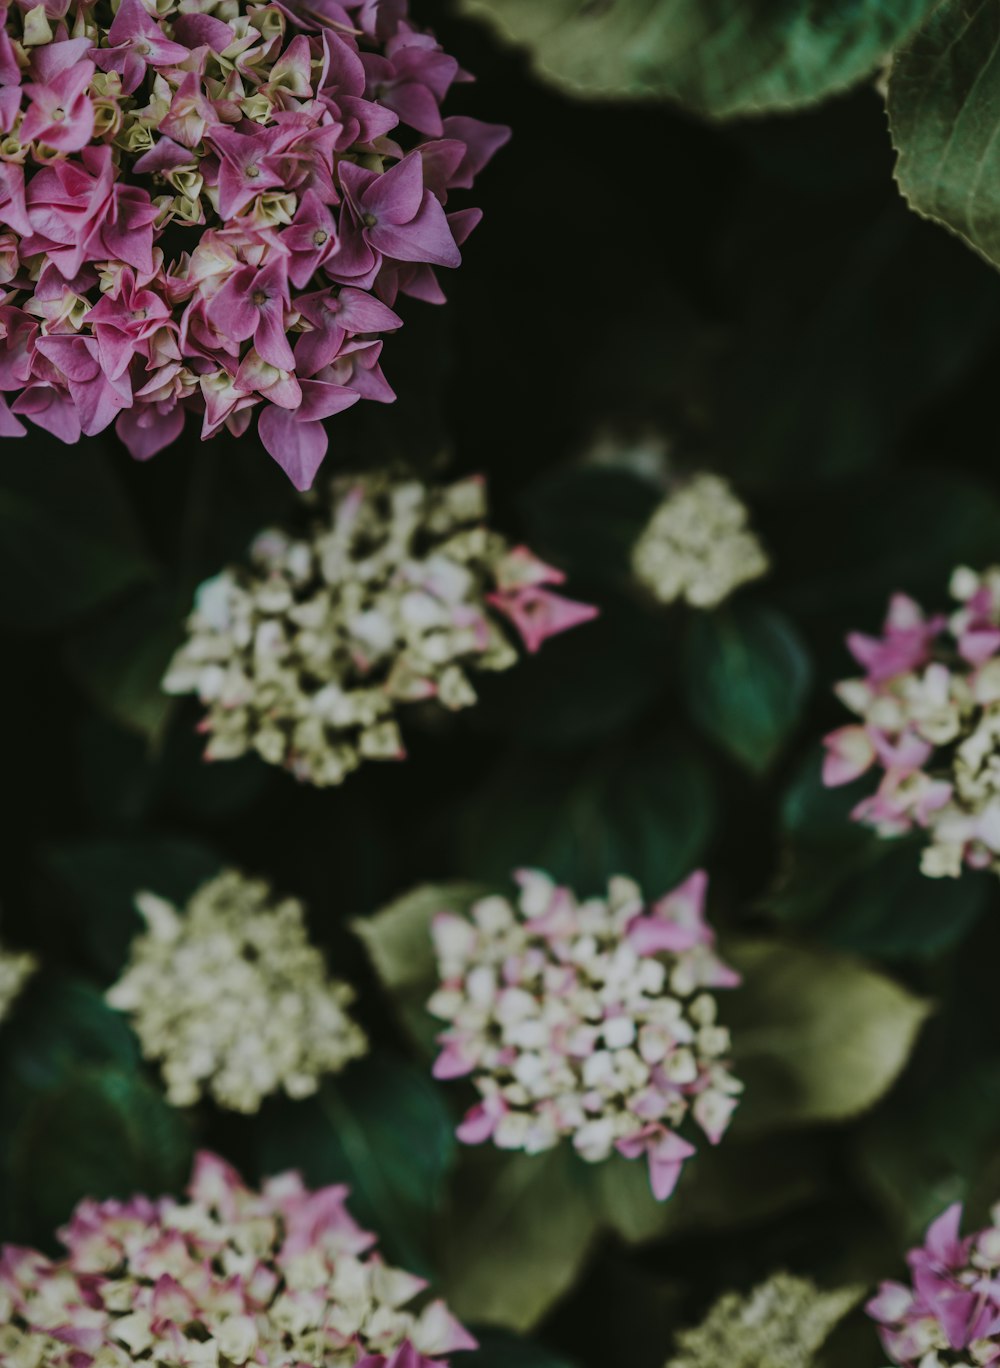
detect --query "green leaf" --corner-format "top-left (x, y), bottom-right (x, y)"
top-left (43, 837), bottom-right (224, 978)
top-left (257, 1053), bottom-right (457, 1275)
top-left (889, 0), bottom-right (1000, 272)
top-left (0, 449), bottom-right (153, 632)
top-left (725, 939), bottom-right (932, 1134)
top-left (458, 0), bottom-right (939, 116)
top-left (592, 1131), bottom-right (827, 1245)
top-left (772, 750), bottom-right (993, 959)
top-left (63, 586), bottom-right (186, 741)
top-left (437, 1147), bottom-right (600, 1332)
top-left (8, 1065), bottom-right (192, 1244)
top-left (467, 1329), bottom-right (581, 1367)
top-left (353, 882), bottom-right (488, 1052)
top-left (460, 743), bottom-right (716, 899)
top-left (681, 603), bottom-right (812, 773)
top-left (521, 466), bottom-right (659, 586)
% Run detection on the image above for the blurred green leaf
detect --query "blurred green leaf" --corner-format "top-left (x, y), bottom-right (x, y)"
top-left (438, 1147), bottom-right (600, 1332)
top-left (467, 1329), bottom-right (581, 1367)
top-left (43, 837), bottom-right (224, 978)
top-left (354, 882), bottom-right (488, 1052)
top-left (682, 603), bottom-right (812, 773)
top-left (8, 1065), bottom-right (191, 1243)
top-left (889, 0), bottom-right (1000, 272)
top-left (63, 586), bottom-right (186, 741)
top-left (459, 0), bottom-right (938, 115)
top-left (521, 466), bottom-right (658, 586)
top-left (593, 1131), bottom-right (828, 1245)
top-left (460, 742), bottom-right (716, 898)
top-left (772, 751), bottom-right (993, 958)
top-left (257, 1053), bottom-right (457, 1274)
top-left (855, 1060), bottom-right (1000, 1242)
top-left (726, 939), bottom-right (932, 1134)
top-left (0, 976), bottom-right (138, 1109)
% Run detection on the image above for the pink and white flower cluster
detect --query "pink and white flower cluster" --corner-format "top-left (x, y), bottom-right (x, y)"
top-left (823, 569), bottom-right (1000, 878)
top-left (867, 1202), bottom-right (1000, 1366)
top-left (0, 1150), bottom-right (476, 1367)
top-left (428, 869), bottom-right (742, 1202)
top-left (0, 0), bottom-right (506, 486)
top-left (164, 472), bottom-right (599, 787)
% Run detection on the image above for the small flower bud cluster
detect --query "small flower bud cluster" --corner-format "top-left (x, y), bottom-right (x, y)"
top-left (823, 569), bottom-right (1000, 878)
top-left (631, 473), bottom-right (769, 609)
top-left (428, 869), bottom-right (742, 1201)
top-left (106, 868), bottom-right (367, 1111)
top-left (163, 472), bottom-right (598, 787)
top-left (0, 1150), bottom-right (476, 1368)
top-left (867, 1202), bottom-right (1000, 1367)
top-left (0, 940), bottom-right (35, 1024)
top-left (667, 1273), bottom-right (863, 1368)
top-left (0, 0), bottom-right (507, 485)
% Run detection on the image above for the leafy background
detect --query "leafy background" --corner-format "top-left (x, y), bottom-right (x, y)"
top-left (5, 1), bottom-right (1000, 1365)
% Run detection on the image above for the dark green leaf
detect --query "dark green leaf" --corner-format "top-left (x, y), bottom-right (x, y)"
top-left (467, 1328), bottom-right (581, 1367)
top-left (257, 1053), bottom-right (457, 1274)
top-left (43, 837), bottom-right (224, 978)
top-left (459, 0), bottom-right (939, 115)
top-left (62, 586), bottom-right (186, 741)
top-left (682, 603), bottom-right (812, 773)
top-left (8, 1065), bottom-right (192, 1243)
top-left (521, 465), bottom-right (659, 586)
top-left (459, 742), bottom-right (716, 897)
top-left (889, 0), bottom-right (1000, 271)
top-left (0, 449), bottom-right (153, 632)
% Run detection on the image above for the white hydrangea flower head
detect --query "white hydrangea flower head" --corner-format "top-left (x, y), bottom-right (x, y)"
top-left (107, 869), bottom-right (367, 1112)
top-left (666, 1273), bottom-right (863, 1368)
top-left (163, 471), bottom-right (597, 787)
top-left (0, 941), bottom-right (36, 1025)
top-left (428, 869), bottom-right (742, 1200)
top-left (632, 473), bottom-right (769, 609)
top-left (0, 1151), bottom-right (475, 1368)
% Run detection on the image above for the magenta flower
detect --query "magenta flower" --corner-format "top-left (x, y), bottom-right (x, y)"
top-left (868, 1202), bottom-right (1000, 1365)
top-left (0, 0), bottom-right (506, 482)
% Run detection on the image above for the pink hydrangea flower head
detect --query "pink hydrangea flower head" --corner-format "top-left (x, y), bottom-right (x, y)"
top-left (867, 1201), bottom-right (1000, 1365)
top-left (0, 0), bottom-right (507, 484)
top-left (427, 869), bottom-right (742, 1202)
top-left (0, 1151), bottom-right (476, 1366)
top-left (823, 566), bottom-right (1000, 879)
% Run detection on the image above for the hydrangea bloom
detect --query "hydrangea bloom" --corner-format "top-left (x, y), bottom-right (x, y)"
top-left (106, 868), bottom-right (367, 1110)
top-left (427, 869), bottom-right (742, 1201)
top-left (0, 939), bottom-right (35, 1023)
top-left (631, 473), bottom-right (769, 609)
top-left (163, 472), bottom-right (598, 786)
top-left (867, 1202), bottom-right (1000, 1366)
top-left (667, 1273), bottom-right (863, 1368)
top-left (822, 568), bottom-right (1000, 878)
top-left (0, 1150), bottom-right (475, 1367)
top-left (0, 0), bottom-right (507, 486)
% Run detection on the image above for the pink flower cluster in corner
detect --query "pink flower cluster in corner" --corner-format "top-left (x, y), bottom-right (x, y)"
top-left (822, 569), bottom-right (1000, 878)
top-left (0, 0), bottom-right (507, 487)
top-left (428, 869), bottom-right (742, 1202)
top-left (0, 1150), bottom-right (476, 1366)
top-left (867, 1202), bottom-right (1000, 1365)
